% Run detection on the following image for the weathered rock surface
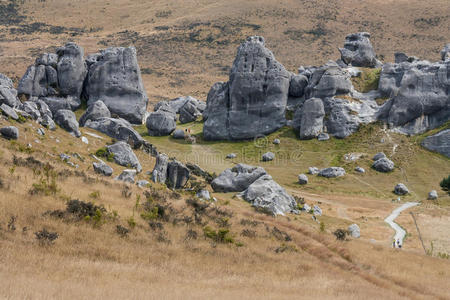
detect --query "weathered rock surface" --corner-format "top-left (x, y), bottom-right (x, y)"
top-left (348, 224), bottom-right (361, 238)
top-left (304, 61), bottom-right (352, 99)
top-left (85, 47), bottom-right (148, 124)
top-left (339, 32), bottom-right (381, 68)
top-left (313, 205), bottom-right (322, 216)
top-left (151, 153), bottom-right (169, 183)
top-left (317, 133), bottom-right (330, 141)
top-left (262, 152), bottom-right (275, 162)
top-left (394, 183), bottom-right (409, 195)
top-left (372, 157), bottom-right (395, 172)
top-left (308, 167), bottom-right (320, 175)
top-left (172, 129), bottom-right (185, 139)
top-left (136, 180), bottom-right (150, 188)
top-left (93, 161), bottom-right (113, 176)
top-left (428, 190), bottom-right (438, 200)
top-left (167, 160), bottom-right (190, 189)
top-left (226, 153), bottom-right (237, 159)
top-left (0, 126), bottom-right (19, 140)
top-left (239, 175), bottom-right (298, 216)
top-left (0, 74), bottom-right (20, 108)
top-left (273, 138), bottom-right (281, 145)
top-left (0, 104), bottom-right (18, 120)
top-left (373, 152), bottom-right (387, 161)
top-left (318, 167), bottom-right (346, 178)
top-left (421, 129), bottom-right (450, 158)
top-left (297, 98), bottom-right (324, 139)
top-left (289, 74), bottom-right (308, 97)
top-left (441, 43), bottom-right (450, 61)
top-left (355, 166), bottom-right (365, 173)
top-left (196, 189), bottom-right (211, 200)
top-left (54, 110), bottom-right (81, 137)
top-left (115, 169), bottom-right (136, 183)
top-left (178, 97), bottom-right (204, 124)
top-left (298, 174), bottom-right (308, 184)
top-left (146, 110), bottom-right (176, 136)
top-left (84, 117), bottom-right (143, 148)
top-left (79, 101), bottom-right (111, 127)
top-left (57, 43), bottom-right (87, 99)
top-left (211, 164), bottom-right (267, 192)
top-left (107, 141), bottom-right (142, 172)
top-left (203, 36), bottom-right (290, 140)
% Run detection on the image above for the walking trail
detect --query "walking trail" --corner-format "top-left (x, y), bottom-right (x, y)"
top-left (384, 202), bottom-right (419, 247)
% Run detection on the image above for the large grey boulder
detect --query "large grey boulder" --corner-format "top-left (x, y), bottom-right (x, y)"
top-left (18, 64), bottom-right (57, 98)
top-left (289, 74), bottom-right (308, 97)
top-left (373, 152), bottom-right (387, 161)
top-left (79, 101), bottom-right (111, 126)
top-left (54, 110), bottom-right (81, 137)
top-left (56, 43), bottom-right (87, 99)
top-left (298, 98), bottom-right (324, 139)
top-left (151, 153), bottom-right (169, 183)
top-left (85, 47), bottom-right (148, 124)
top-left (394, 183), bottom-right (409, 195)
top-left (0, 74), bottom-right (20, 108)
top-left (211, 163), bottom-right (267, 192)
top-left (203, 36), bottom-right (290, 140)
top-left (0, 104), bottom-right (18, 120)
top-left (262, 152), bottom-right (275, 162)
top-left (178, 97), bottom-right (203, 124)
top-left (93, 161), bottom-right (113, 176)
top-left (22, 101), bottom-right (41, 120)
top-left (84, 117), bottom-right (143, 149)
top-left (372, 157), bottom-right (395, 172)
top-left (146, 110), bottom-right (176, 136)
top-left (172, 129), bottom-right (185, 139)
top-left (0, 126), bottom-right (19, 140)
top-left (167, 160), bottom-right (190, 189)
top-left (107, 141), bottom-right (142, 172)
top-left (239, 175), bottom-right (298, 216)
top-left (339, 32), bottom-right (381, 68)
top-left (155, 96), bottom-right (204, 115)
top-left (421, 129), bottom-right (450, 158)
top-left (40, 114), bottom-right (56, 131)
top-left (318, 167), bottom-right (346, 178)
top-left (304, 61), bottom-right (352, 99)
top-left (348, 224), bottom-right (361, 238)
top-left (39, 96), bottom-right (78, 115)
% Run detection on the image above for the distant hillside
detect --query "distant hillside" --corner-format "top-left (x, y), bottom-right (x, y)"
top-left (0, 0), bottom-right (448, 102)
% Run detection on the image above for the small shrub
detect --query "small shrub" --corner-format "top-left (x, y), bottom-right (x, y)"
top-left (7, 216), bottom-right (16, 231)
top-left (35, 229), bottom-right (59, 245)
top-left (95, 147), bottom-right (114, 162)
top-left (184, 229), bottom-right (198, 241)
top-left (66, 199), bottom-right (106, 221)
top-left (272, 227), bottom-right (292, 241)
top-left (116, 225), bottom-right (129, 237)
top-left (320, 222), bottom-right (325, 233)
top-left (89, 191), bottom-right (100, 199)
top-left (275, 243), bottom-right (298, 253)
top-left (203, 226), bottom-right (234, 243)
top-left (241, 229), bottom-right (256, 238)
top-left (333, 229), bottom-right (348, 241)
top-left (127, 216), bottom-right (136, 229)
top-left (240, 219), bottom-right (260, 227)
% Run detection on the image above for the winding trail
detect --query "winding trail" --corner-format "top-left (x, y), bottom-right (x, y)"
top-left (384, 202), bottom-right (419, 247)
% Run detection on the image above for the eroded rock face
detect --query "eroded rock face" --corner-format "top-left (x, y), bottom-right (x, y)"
top-left (146, 110), bottom-right (176, 136)
top-left (79, 101), bottom-right (111, 127)
top-left (152, 153), bottom-right (169, 184)
top-left (107, 141), bottom-right (142, 172)
top-left (348, 224), bottom-right (360, 238)
top-left (85, 47), bottom-right (148, 124)
top-left (179, 98), bottom-right (203, 124)
top-left (115, 169), bottom-right (136, 183)
top-left (54, 110), bottom-right (81, 137)
top-left (421, 129), bottom-right (450, 158)
top-left (0, 74), bottom-right (20, 108)
top-left (239, 175), bottom-right (298, 216)
top-left (372, 157), bottom-right (395, 172)
top-left (167, 160), bottom-right (190, 189)
top-left (84, 117), bottom-right (143, 149)
top-left (0, 126), bottom-right (19, 140)
top-left (339, 32), bottom-right (381, 68)
top-left (93, 161), bottom-right (113, 176)
top-left (305, 62), bottom-right (352, 99)
top-left (211, 163), bottom-right (267, 192)
top-left (394, 183), bottom-right (409, 195)
top-left (203, 36), bottom-right (290, 140)
top-left (298, 98), bottom-right (324, 139)
top-left (441, 43), bottom-right (450, 61)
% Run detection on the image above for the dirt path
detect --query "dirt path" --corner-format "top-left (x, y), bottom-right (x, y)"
top-left (384, 202), bottom-right (419, 247)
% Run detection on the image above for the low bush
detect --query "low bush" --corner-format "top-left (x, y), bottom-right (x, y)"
top-left (35, 229), bottom-right (59, 245)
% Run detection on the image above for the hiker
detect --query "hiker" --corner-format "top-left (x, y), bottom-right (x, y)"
top-left (393, 239), bottom-right (396, 248)
top-left (397, 239), bottom-right (401, 248)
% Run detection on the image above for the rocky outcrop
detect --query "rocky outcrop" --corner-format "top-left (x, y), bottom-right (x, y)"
top-left (79, 101), bottom-right (111, 127)
top-left (0, 126), bottom-right (19, 140)
top-left (318, 167), bottom-right (346, 178)
top-left (178, 97), bottom-right (203, 124)
top-left (93, 160), bottom-right (113, 176)
top-left (211, 164), bottom-right (267, 192)
top-left (18, 43), bottom-right (86, 106)
top-left (203, 36), bottom-right (290, 140)
top-left (115, 169), bottom-right (136, 183)
top-left (441, 43), bottom-right (450, 61)
top-left (0, 104), bottom-right (18, 120)
top-left (84, 47), bottom-right (148, 124)
top-left (239, 175), bottom-right (298, 216)
top-left (304, 61), bottom-right (353, 99)
top-left (297, 98), bottom-right (324, 139)
top-left (84, 117), bottom-right (143, 149)
top-left (421, 129), bottom-right (450, 158)
top-left (339, 32), bottom-right (381, 68)
top-left (54, 110), bottom-right (81, 137)
top-left (378, 59), bottom-right (449, 135)
top-left (151, 153), bottom-right (169, 183)
top-left (167, 160), bottom-right (190, 189)
top-left (146, 110), bottom-right (176, 136)
top-left (107, 141), bottom-right (142, 172)
top-left (0, 74), bottom-right (20, 108)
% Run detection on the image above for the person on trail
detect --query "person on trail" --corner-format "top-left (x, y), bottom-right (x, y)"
top-left (397, 239), bottom-right (401, 248)
top-left (393, 239), bottom-right (396, 248)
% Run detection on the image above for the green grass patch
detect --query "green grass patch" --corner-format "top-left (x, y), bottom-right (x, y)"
top-left (351, 68), bottom-right (381, 93)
